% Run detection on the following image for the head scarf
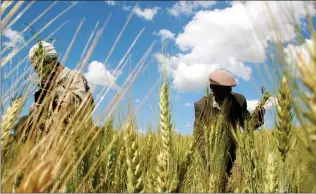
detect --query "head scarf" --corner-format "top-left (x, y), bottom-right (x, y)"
top-left (29, 41), bottom-right (58, 63)
top-left (29, 41), bottom-right (59, 80)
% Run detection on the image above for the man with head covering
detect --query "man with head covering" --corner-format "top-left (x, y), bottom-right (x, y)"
top-left (193, 69), bottom-right (265, 191)
top-left (15, 41), bottom-right (95, 142)
top-left (29, 41), bottom-right (94, 109)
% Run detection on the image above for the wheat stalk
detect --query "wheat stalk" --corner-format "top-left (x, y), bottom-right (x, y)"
top-left (114, 142), bottom-right (126, 192)
top-left (230, 91), bottom-right (272, 192)
top-left (264, 152), bottom-right (279, 192)
top-left (250, 91), bottom-right (272, 128)
top-left (160, 79), bottom-right (172, 155)
top-left (1, 97), bottom-right (25, 153)
top-left (156, 151), bottom-right (168, 192)
top-left (234, 121), bottom-right (258, 193)
top-left (275, 75), bottom-right (293, 192)
top-left (297, 41), bottom-right (316, 157)
top-left (156, 76), bottom-right (173, 192)
top-left (276, 75), bottom-right (293, 162)
top-left (146, 171), bottom-right (156, 192)
top-left (143, 134), bottom-right (153, 174)
top-left (1, 97), bottom-right (24, 139)
top-left (105, 150), bottom-right (116, 191)
top-left (209, 174), bottom-right (217, 192)
top-left (173, 139), bottom-right (194, 192)
top-left (124, 123), bottom-right (144, 193)
top-left (209, 115), bottom-right (230, 192)
top-left (205, 85), bottom-right (210, 97)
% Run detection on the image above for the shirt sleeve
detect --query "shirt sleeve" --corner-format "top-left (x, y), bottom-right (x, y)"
top-left (193, 102), bottom-right (202, 141)
top-left (241, 96), bottom-right (251, 118)
top-left (193, 101), bottom-right (207, 164)
top-left (55, 71), bottom-right (89, 108)
top-left (241, 96), bottom-right (263, 129)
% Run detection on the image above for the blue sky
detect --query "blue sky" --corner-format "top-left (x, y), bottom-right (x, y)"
top-left (1, 1), bottom-right (315, 134)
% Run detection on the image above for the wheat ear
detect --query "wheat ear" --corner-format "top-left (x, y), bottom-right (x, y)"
top-left (175, 140), bottom-right (194, 192)
top-left (156, 77), bottom-right (172, 192)
top-left (17, 159), bottom-right (62, 192)
top-left (1, 97), bottom-right (24, 144)
top-left (276, 75), bottom-right (293, 162)
top-left (297, 43), bottom-right (316, 157)
top-left (124, 123), bottom-right (144, 193)
top-left (114, 142), bottom-right (126, 192)
top-left (264, 152), bottom-right (279, 193)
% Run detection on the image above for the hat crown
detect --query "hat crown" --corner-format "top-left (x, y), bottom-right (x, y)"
top-left (208, 70), bottom-right (237, 87)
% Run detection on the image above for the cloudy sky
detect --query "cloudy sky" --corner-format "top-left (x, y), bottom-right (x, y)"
top-left (1, 1), bottom-right (315, 134)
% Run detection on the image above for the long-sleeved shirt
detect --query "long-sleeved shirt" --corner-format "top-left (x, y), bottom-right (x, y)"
top-left (13, 67), bottom-right (95, 142)
top-left (53, 67), bottom-right (94, 110)
top-left (31, 67), bottom-right (95, 124)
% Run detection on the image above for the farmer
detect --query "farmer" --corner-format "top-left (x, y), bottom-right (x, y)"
top-left (14, 41), bottom-right (95, 142)
top-left (193, 69), bottom-right (265, 190)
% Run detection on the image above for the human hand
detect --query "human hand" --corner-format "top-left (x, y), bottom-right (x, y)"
top-left (257, 107), bottom-right (265, 124)
top-left (29, 103), bottom-right (38, 112)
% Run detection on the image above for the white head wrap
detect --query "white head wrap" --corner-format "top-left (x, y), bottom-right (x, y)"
top-left (29, 41), bottom-right (58, 62)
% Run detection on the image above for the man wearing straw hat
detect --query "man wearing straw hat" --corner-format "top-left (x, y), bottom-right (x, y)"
top-left (193, 69), bottom-right (265, 191)
top-left (14, 41), bottom-right (95, 142)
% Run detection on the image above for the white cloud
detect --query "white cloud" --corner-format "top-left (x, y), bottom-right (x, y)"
top-left (3, 28), bottom-right (25, 49)
top-left (185, 123), bottom-right (193, 128)
top-left (168, 1), bottom-right (216, 17)
top-left (155, 53), bottom-right (237, 92)
top-left (138, 128), bottom-right (147, 134)
top-left (156, 1), bottom-right (315, 92)
top-left (2, 28), bottom-right (25, 64)
top-left (154, 29), bottom-right (175, 42)
top-left (84, 61), bottom-right (120, 90)
top-left (71, 1), bottom-right (78, 5)
top-left (122, 5), bottom-right (132, 11)
top-left (184, 102), bottom-right (193, 107)
top-left (134, 6), bottom-right (159, 21)
top-left (247, 96), bottom-right (278, 112)
top-left (247, 100), bottom-right (260, 112)
top-left (135, 99), bottom-right (140, 103)
top-left (284, 39), bottom-right (314, 77)
top-left (105, 0), bottom-right (116, 6)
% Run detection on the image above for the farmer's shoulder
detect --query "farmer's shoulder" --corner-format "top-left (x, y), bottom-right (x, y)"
top-left (58, 68), bottom-right (87, 89)
top-left (194, 96), bottom-right (208, 110)
top-left (231, 92), bottom-right (246, 105)
top-left (69, 68), bottom-right (84, 77)
top-left (66, 68), bottom-right (87, 82)
top-left (68, 68), bottom-right (91, 92)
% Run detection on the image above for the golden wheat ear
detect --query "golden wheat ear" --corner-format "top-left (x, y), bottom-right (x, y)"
top-left (124, 122), bottom-right (144, 193)
top-left (276, 75), bottom-right (293, 163)
top-left (264, 152), bottom-right (279, 193)
top-left (17, 159), bottom-right (62, 193)
top-left (2, 97), bottom-right (25, 141)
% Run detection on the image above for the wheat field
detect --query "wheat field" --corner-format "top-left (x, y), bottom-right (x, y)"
top-left (1, 1), bottom-right (316, 193)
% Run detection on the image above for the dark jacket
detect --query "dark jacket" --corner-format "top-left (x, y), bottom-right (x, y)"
top-left (193, 92), bottom-right (263, 175)
top-left (194, 92), bottom-right (252, 133)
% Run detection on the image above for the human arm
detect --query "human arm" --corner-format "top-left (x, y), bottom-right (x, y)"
top-left (254, 107), bottom-right (265, 129)
top-left (241, 96), bottom-right (265, 129)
